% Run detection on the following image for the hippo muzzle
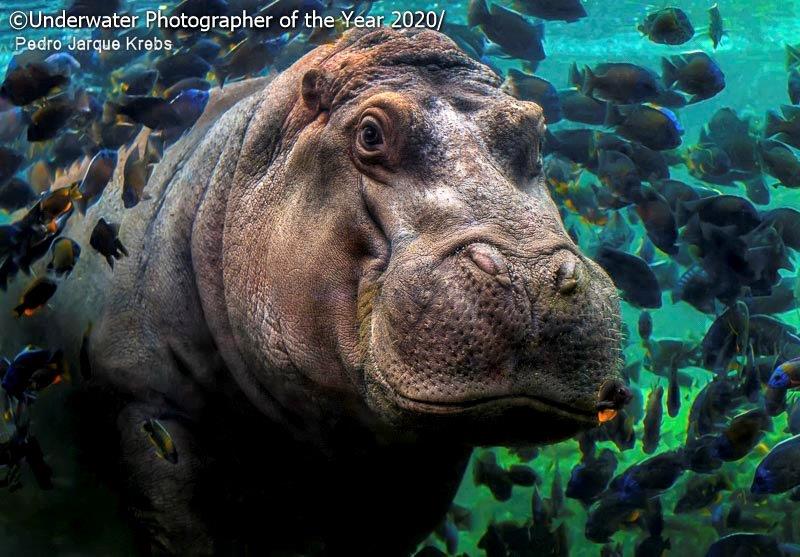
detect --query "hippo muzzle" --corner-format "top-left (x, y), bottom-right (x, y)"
top-left (365, 223), bottom-right (625, 443)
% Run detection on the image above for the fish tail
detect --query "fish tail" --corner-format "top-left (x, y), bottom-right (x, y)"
top-left (661, 57), bottom-right (678, 88)
top-left (786, 43), bottom-right (800, 70)
top-left (467, 0), bottom-right (489, 27)
top-left (580, 66), bottom-right (596, 98)
top-left (568, 62), bottom-right (583, 88)
top-left (604, 103), bottom-right (622, 128)
top-left (764, 110), bottom-right (785, 138)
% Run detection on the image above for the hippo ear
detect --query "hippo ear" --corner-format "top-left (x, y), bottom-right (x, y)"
top-left (301, 69), bottom-right (329, 112)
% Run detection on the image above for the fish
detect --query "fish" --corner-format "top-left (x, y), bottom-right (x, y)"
top-left (115, 97), bottom-right (183, 130)
top-left (764, 105), bottom-right (800, 149)
top-left (666, 365), bottom-right (680, 418)
top-left (122, 147), bottom-right (150, 209)
top-left (581, 63), bottom-right (661, 104)
top-left (27, 99), bottom-right (75, 142)
top-left (12, 278), bottom-right (58, 318)
top-left (674, 473), bottom-right (731, 513)
top-left (468, 0), bottom-right (546, 66)
top-left (760, 139), bottom-right (800, 187)
top-left (0, 106), bottom-right (27, 143)
top-left (706, 533), bottom-right (782, 557)
top-left (768, 356), bottom-right (800, 389)
top-left (47, 238), bottom-right (81, 278)
top-left (642, 385), bottom-right (664, 454)
top-left (605, 103), bottom-right (683, 151)
top-left (558, 88), bottom-right (607, 125)
top-left (789, 67), bottom-right (800, 104)
top-left (713, 409), bottom-right (771, 462)
top-left (662, 52), bottom-right (726, 103)
top-left (638, 311), bottom-right (652, 342)
top-left (512, 0), bottom-right (586, 22)
top-left (751, 434), bottom-right (800, 495)
top-left (215, 37), bottom-right (275, 86)
top-left (164, 77), bottom-right (212, 101)
top-left (0, 178), bottom-right (36, 212)
top-left (594, 245), bottom-right (662, 308)
top-left (154, 52), bottom-right (212, 89)
top-left (638, 7), bottom-right (694, 45)
top-left (708, 4), bottom-right (724, 49)
top-left (0, 147), bottom-right (25, 186)
top-left (142, 418), bottom-right (178, 464)
top-left (473, 450), bottom-right (513, 501)
top-left (78, 149), bottom-right (118, 213)
top-left (90, 218), bottom-right (129, 269)
top-left (609, 450), bottom-right (686, 502)
top-left (633, 186), bottom-right (678, 254)
top-left (169, 88), bottom-right (210, 129)
top-left (566, 448), bottom-right (617, 505)
top-left (0, 63), bottom-right (68, 106)
top-left (502, 70), bottom-right (561, 123)
top-left (113, 66), bottom-right (159, 96)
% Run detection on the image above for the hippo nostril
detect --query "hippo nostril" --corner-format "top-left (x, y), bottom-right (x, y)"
top-left (596, 379), bottom-right (633, 412)
top-left (466, 244), bottom-right (511, 286)
top-left (556, 258), bottom-right (579, 295)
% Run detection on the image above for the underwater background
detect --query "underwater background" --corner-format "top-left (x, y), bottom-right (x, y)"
top-left (1, 0), bottom-right (800, 556)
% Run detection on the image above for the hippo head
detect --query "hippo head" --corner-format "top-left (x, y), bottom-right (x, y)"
top-left (224, 29), bottom-right (626, 445)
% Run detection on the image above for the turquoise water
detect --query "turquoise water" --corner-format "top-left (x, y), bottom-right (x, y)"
top-left (1, 1), bottom-right (800, 556)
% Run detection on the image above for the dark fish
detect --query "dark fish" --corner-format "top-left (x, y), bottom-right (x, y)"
top-left (714, 409), bottom-right (771, 462)
top-left (550, 464), bottom-right (564, 516)
top-left (596, 149), bottom-right (641, 203)
top-left (0, 63), bottom-right (68, 106)
top-left (47, 238), bottom-right (81, 277)
top-left (706, 533), bottom-right (781, 557)
top-left (605, 103), bottom-right (683, 151)
top-left (188, 38), bottom-right (224, 63)
top-left (215, 38), bottom-right (275, 86)
top-left (78, 149), bottom-right (117, 213)
top-left (687, 376), bottom-right (741, 438)
top-left (609, 450), bottom-right (686, 501)
top-left (633, 185), bottom-right (678, 254)
top-left (764, 105), bottom-right (800, 149)
top-left (164, 77), bottom-right (212, 100)
top-left (90, 218), bottom-right (129, 269)
top-left (116, 97), bottom-right (183, 130)
top-left (674, 473), bottom-right (731, 513)
top-left (638, 311), bottom-right (653, 342)
top-left (759, 139), bottom-right (800, 188)
top-left (512, 0), bottom-right (586, 22)
top-left (582, 63), bottom-right (661, 104)
top-left (789, 67), bottom-right (800, 105)
top-left (468, 0), bottom-right (546, 65)
top-left (0, 147), bottom-right (24, 186)
top-left (473, 450), bottom-right (513, 501)
top-left (503, 69), bottom-right (561, 123)
top-left (638, 7), bottom-right (694, 45)
top-left (168, 88), bottom-right (210, 128)
top-left (1, 346), bottom-right (54, 398)
top-left (558, 88), bottom-right (606, 125)
top-left (634, 498), bottom-right (670, 557)
top-left (115, 66), bottom-right (159, 96)
top-left (762, 207), bottom-right (800, 250)
top-left (122, 147), bottom-right (150, 209)
top-left (768, 356), bottom-right (800, 389)
top-left (566, 448), bottom-right (617, 505)
top-left (595, 245), bottom-right (662, 308)
top-left (662, 52), bottom-right (725, 103)
top-left (0, 105), bottom-right (27, 143)
top-left (507, 464), bottom-right (539, 486)
top-left (13, 278), bottom-right (58, 318)
top-left (585, 491), bottom-right (643, 543)
top-left (643, 385), bottom-right (664, 454)
top-left (701, 301), bottom-right (750, 373)
top-left (154, 52), bottom-right (212, 89)
top-left (0, 178), bottom-right (36, 212)
top-left (142, 418), bottom-right (178, 464)
top-left (666, 365), bottom-right (680, 418)
top-left (66, 0), bottom-right (121, 16)
top-left (708, 4), bottom-right (724, 49)
top-left (27, 99), bottom-right (74, 142)
top-left (685, 435), bottom-right (723, 473)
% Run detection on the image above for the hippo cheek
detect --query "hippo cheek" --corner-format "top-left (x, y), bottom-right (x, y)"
top-left (364, 243), bottom-right (624, 444)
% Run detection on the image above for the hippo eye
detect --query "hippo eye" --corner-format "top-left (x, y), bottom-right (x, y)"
top-left (358, 117), bottom-right (384, 150)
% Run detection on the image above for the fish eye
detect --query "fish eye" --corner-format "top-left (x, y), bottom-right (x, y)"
top-left (358, 116), bottom-right (385, 151)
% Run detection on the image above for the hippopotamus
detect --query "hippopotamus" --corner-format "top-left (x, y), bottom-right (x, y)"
top-left (1, 28), bottom-right (627, 555)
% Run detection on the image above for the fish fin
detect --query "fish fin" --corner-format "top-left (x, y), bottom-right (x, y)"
top-left (106, 256), bottom-right (115, 269)
top-left (661, 57), bottom-right (678, 88)
top-left (467, 0), bottom-right (489, 27)
top-left (580, 66), bottom-right (596, 98)
top-left (604, 103), bottom-right (623, 128)
top-left (764, 110), bottom-right (784, 138)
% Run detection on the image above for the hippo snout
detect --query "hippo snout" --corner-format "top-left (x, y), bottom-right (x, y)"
top-left (366, 236), bottom-right (623, 443)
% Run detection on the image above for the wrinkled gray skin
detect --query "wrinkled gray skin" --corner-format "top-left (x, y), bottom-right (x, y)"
top-left (2, 29), bottom-right (622, 555)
